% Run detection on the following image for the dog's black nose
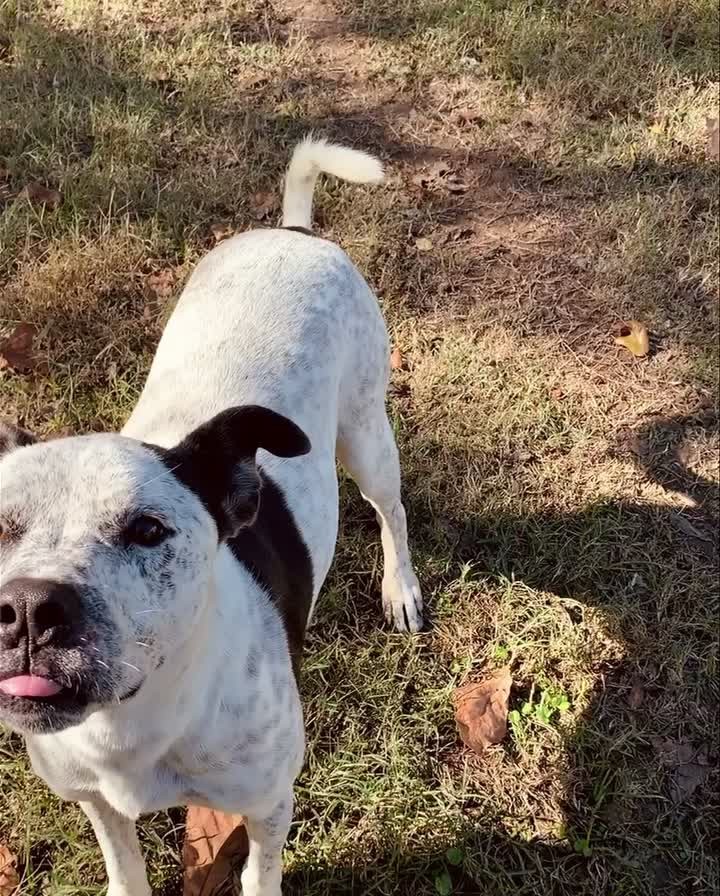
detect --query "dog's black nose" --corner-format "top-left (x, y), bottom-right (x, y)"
top-left (0, 578), bottom-right (82, 650)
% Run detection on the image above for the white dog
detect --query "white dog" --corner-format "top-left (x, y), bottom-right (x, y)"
top-left (0, 137), bottom-right (422, 895)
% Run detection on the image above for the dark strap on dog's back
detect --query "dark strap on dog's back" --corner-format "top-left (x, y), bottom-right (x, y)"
top-left (283, 226), bottom-right (315, 237)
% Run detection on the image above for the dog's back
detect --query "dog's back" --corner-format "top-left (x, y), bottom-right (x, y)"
top-left (123, 138), bottom-right (391, 602)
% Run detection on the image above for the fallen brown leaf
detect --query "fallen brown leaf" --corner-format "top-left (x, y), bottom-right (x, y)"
top-left (145, 268), bottom-right (176, 300)
top-left (411, 162), bottom-right (468, 195)
top-left (19, 181), bottom-right (62, 210)
top-left (706, 117), bottom-right (719, 162)
top-left (613, 320), bottom-right (649, 358)
top-left (390, 346), bottom-right (404, 370)
top-left (443, 225), bottom-right (475, 244)
top-left (652, 737), bottom-right (713, 804)
top-left (250, 191), bottom-right (278, 221)
top-left (453, 667), bottom-right (512, 754)
top-left (444, 174), bottom-right (468, 194)
top-left (450, 108), bottom-right (485, 128)
top-left (183, 807), bottom-right (248, 896)
top-left (0, 323), bottom-right (39, 373)
top-left (0, 843), bottom-right (19, 896)
top-left (211, 222), bottom-right (235, 243)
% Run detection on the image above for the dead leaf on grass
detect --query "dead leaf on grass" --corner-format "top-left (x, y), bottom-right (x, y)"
top-left (443, 225), bottom-right (475, 244)
top-left (450, 108), bottom-right (485, 127)
top-left (411, 162), bottom-right (469, 195)
top-left (183, 807), bottom-right (248, 896)
top-left (453, 667), bottom-right (512, 754)
top-left (19, 181), bottom-right (62, 210)
top-left (0, 323), bottom-right (40, 373)
top-left (0, 843), bottom-right (19, 896)
top-left (145, 268), bottom-right (176, 300)
top-left (445, 174), bottom-right (468, 194)
top-left (706, 117), bottom-right (719, 162)
top-left (415, 237), bottom-right (434, 252)
top-left (652, 737), bottom-right (713, 804)
top-left (390, 346), bottom-right (404, 370)
top-left (250, 191), bottom-right (278, 221)
top-left (613, 321), bottom-right (649, 358)
top-left (211, 222), bottom-right (235, 243)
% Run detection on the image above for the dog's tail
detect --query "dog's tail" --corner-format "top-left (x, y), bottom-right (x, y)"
top-left (282, 135), bottom-right (384, 230)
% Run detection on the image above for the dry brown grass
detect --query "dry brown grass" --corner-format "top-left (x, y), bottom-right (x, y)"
top-left (1, 0), bottom-right (718, 893)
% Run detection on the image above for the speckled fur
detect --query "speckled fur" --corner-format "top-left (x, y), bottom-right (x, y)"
top-left (0, 138), bottom-right (421, 896)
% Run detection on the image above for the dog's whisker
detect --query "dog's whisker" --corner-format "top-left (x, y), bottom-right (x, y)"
top-left (135, 641), bottom-right (152, 649)
top-left (95, 659), bottom-right (110, 670)
top-left (136, 462), bottom-right (182, 491)
top-left (121, 661), bottom-right (142, 674)
top-left (133, 609), bottom-right (163, 616)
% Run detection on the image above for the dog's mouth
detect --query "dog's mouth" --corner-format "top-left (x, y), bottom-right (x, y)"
top-left (0, 671), bottom-right (142, 705)
top-left (0, 654), bottom-right (141, 732)
top-left (0, 670), bottom-right (92, 731)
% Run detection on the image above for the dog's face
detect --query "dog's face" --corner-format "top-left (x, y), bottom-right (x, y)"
top-left (0, 408), bottom-right (309, 734)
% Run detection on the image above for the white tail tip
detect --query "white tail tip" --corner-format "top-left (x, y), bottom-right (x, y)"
top-left (282, 135), bottom-right (384, 230)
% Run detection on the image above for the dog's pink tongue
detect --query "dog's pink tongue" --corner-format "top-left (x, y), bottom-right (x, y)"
top-left (0, 675), bottom-right (63, 698)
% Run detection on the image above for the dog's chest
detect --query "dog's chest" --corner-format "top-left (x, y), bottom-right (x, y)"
top-left (28, 653), bottom-right (305, 818)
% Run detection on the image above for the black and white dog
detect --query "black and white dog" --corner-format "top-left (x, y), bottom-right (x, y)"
top-left (0, 138), bottom-right (422, 895)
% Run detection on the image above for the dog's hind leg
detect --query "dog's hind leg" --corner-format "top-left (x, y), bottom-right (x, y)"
top-left (337, 410), bottom-right (423, 632)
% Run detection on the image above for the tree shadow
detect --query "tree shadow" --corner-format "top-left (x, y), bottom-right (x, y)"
top-left (2, 11), bottom-right (716, 371)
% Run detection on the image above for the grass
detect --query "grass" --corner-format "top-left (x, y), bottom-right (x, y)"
top-left (0, 0), bottom-right (718, 893)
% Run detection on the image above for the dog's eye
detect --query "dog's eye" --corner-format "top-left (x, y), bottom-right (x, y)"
top-left (124, 516), bottom-right (171, 548)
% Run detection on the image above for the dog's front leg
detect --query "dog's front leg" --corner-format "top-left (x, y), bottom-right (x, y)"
top-left (241, 793), bottom-right (293, 896)
top-left (80, 796), bottom-right (151, 896)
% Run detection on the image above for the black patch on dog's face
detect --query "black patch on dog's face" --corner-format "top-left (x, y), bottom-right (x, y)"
top-left (153, 405), bottom-right (314, 677)
top-left (160, 405), bottom-right (310, 539)
top-left (156, 406), bottom-right (314, 680)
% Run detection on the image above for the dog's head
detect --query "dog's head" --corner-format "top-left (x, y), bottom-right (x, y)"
top-left (0, 407), bottom-right (309, 734)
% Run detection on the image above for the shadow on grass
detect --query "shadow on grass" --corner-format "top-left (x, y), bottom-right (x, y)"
top-left (2, 12), bottom-right (716, 361)
top-left (283, 408), bottom-right (718, 895)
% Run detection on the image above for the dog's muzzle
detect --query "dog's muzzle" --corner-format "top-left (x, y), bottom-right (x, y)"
top-left (0, 577), bottom-right (120, 732)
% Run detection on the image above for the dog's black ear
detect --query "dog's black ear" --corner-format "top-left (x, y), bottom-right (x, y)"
top-left (166, 406), bottom-right (310, 539)
top-left (0, 421), bottom-right (38, 457)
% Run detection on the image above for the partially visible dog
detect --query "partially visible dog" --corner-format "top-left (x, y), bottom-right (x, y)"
top-left (0, 137), bottom-right (422, 895)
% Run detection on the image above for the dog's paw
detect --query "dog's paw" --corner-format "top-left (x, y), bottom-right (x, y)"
top-left (239, 870), bottom-right (282, 896)
top-left (107, 886), bottom-right (150, 896)
top-left (382, 566), bottom-right (423, 633)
